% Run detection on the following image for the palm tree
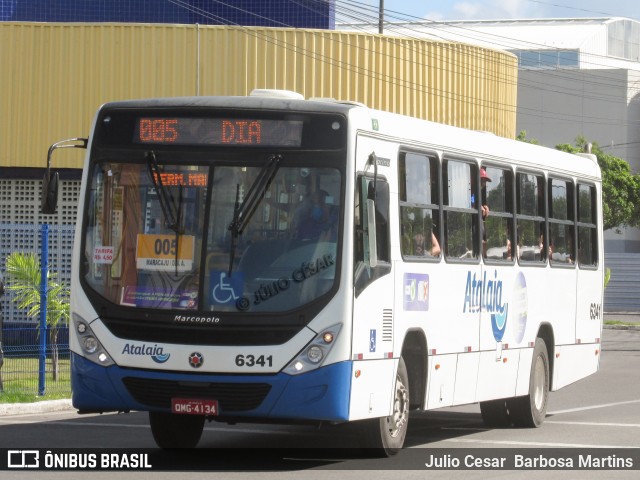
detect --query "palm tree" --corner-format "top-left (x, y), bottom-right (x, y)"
top-left (5, 252), bottom-right (69, 381)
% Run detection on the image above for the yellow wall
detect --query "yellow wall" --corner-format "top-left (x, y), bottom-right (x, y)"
top-left (0, 23), bottom-right (518, 169)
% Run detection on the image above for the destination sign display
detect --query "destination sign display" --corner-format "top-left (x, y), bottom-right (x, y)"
top-left (133, 118), bottom-right (303, 147)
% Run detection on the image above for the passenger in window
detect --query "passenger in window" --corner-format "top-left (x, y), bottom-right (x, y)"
top-left (480, 167), bottom-right (491, 256)
top-left (413, 230), bottom-right (441, 257)
top-left (431, 221), bottom-right (442, 257)
top-left (431, 231), bottom-right (441, 256)
top-left (480, 168), bottom-right (491, 219)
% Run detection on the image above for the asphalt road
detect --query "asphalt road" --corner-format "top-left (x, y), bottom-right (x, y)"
top-left (1, 328), bottom-right (639, 480)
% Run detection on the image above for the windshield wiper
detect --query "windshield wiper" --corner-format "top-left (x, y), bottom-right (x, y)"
top-left (227, 154), bottom-right (282, 275)
top-left (146, 151), bottom-right (184, 276)
top-left (146, 151), bottom-right (183, 234)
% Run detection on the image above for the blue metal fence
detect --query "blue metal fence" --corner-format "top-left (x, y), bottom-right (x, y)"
top-left (0, 324), bottom-right (70, 397)
top-left (0, 223), bottom-right (74, 399)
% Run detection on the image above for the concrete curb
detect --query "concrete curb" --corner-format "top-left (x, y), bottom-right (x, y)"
top-left (0, 398), bottom-right (73, 416)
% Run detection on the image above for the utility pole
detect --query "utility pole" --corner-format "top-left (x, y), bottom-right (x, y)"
top-left (379, 0), bottom-right (384, 34)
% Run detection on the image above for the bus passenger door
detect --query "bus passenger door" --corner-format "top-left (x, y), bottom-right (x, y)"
top-left (350, 173), bottom-right (396, 421)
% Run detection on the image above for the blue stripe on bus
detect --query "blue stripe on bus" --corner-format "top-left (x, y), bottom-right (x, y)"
top-left (70, 353), bottom-right (352, 422)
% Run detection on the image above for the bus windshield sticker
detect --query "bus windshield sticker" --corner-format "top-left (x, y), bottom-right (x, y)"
top-left (135, 234), bottom-right (195, 272)
top-left (121, 286), bottom-right (198, 309)
top-left (93, 246), bottom-right (114, 264)
top-left (210, 271), bottom-right (244, 308)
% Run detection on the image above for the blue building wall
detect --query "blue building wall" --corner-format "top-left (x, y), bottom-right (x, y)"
top-left (0, 0), bottom-right (335, 29)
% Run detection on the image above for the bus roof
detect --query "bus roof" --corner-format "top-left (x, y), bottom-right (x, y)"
top-left (354, 107), bottom-right (601, 181)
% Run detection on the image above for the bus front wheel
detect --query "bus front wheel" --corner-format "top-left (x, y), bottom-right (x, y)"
top-left (149, 411), bottom-right (205, 448)
top-left (360, 357), bottom-right (410, 456)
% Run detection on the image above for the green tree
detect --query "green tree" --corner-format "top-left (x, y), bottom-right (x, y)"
top-left (555, 136), bottom-right (640, 232)
top-left (516, 130), bottom-right (539, 145)
top-left (5, 252), bottom-right (70, 381)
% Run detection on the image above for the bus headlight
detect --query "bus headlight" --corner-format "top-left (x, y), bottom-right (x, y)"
top-left (73, 313), bottom-right (114, 366)
top-left (307, 345), bottom-right (324, 364)
top-left (284, 324), bottom-right (341, 375)
top-left (82, 336), bottom-right (99, 354)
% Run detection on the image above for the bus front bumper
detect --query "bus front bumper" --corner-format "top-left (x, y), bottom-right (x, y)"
top-left (71, 353), bottom-right (352, 422)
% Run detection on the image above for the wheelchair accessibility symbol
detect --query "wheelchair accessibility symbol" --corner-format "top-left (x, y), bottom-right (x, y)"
top-left (210, 271), bottom-right (244, 306)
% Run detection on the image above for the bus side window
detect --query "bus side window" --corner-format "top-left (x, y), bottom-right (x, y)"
top-left (548, 178), bottom-right (575, 266)
top-left (516, 172), bottom-right (546, 264)
top-left (482, 166), bottom-right (515, 262)
top-left (354, 174), bottom-right (391, 296)
top-left (443, 159), bottom-right (478, 260)
top-left (374, 179), bottom-right (391, 263)
top-left (399, 152), bottom-right (440, 259)
top-left (577, 183), bottom-right (598, 267)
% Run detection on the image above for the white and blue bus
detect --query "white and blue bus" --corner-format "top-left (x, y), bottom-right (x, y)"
top-left (44, 90), bottom-right (603, 454)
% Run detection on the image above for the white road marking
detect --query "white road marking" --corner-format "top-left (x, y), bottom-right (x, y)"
top-left (546, 420), bottom-right (640, 428)
top-left (548, 398), bottom-right (640, 415)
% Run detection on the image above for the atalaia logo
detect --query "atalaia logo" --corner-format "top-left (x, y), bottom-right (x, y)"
top-left (462, 269), bottom-right (509, 342)
top-left (121, 343), bottom-right (170, 363)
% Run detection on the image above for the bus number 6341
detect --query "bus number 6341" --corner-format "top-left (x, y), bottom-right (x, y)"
top-left (235, 354), bottom-right (273, 367)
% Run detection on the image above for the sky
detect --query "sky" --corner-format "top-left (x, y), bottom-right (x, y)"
top-left (352, 0), bottom-right (639, 22)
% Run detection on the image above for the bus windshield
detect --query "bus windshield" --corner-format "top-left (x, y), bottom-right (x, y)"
top-left (83, 158), bottom-right (341, 314)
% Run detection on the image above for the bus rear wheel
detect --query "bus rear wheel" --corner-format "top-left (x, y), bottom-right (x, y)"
top-left (360, 357), bottom-right (410, 456)
top-left (508, 338), bottom-right (549, 427)
top-left (480, 338), bottom-right (549, 429)
top-left (479, 398), bottom-right (510, 427)
top-left (149, 412), bottom-right (205, 448)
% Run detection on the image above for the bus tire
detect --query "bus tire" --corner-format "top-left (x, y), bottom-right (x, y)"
top-left (149, 411), bottom-right (205, 448)
top-left (479, 398), bottom-right (510, 427)
top-left (360, 357), bottom-right (410, 456)
top-left (509, 338), bottom-right (550, 427)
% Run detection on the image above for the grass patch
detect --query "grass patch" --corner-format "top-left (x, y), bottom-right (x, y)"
top-left (0, 356), bottom-right (71, 403)
top-left (604, 319), bottom-right (640, 326)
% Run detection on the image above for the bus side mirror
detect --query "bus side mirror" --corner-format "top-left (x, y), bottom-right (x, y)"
top-left (42, 137), bottom-right (88, 215)
top-left (41, 170), bottom-right (59, 215)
